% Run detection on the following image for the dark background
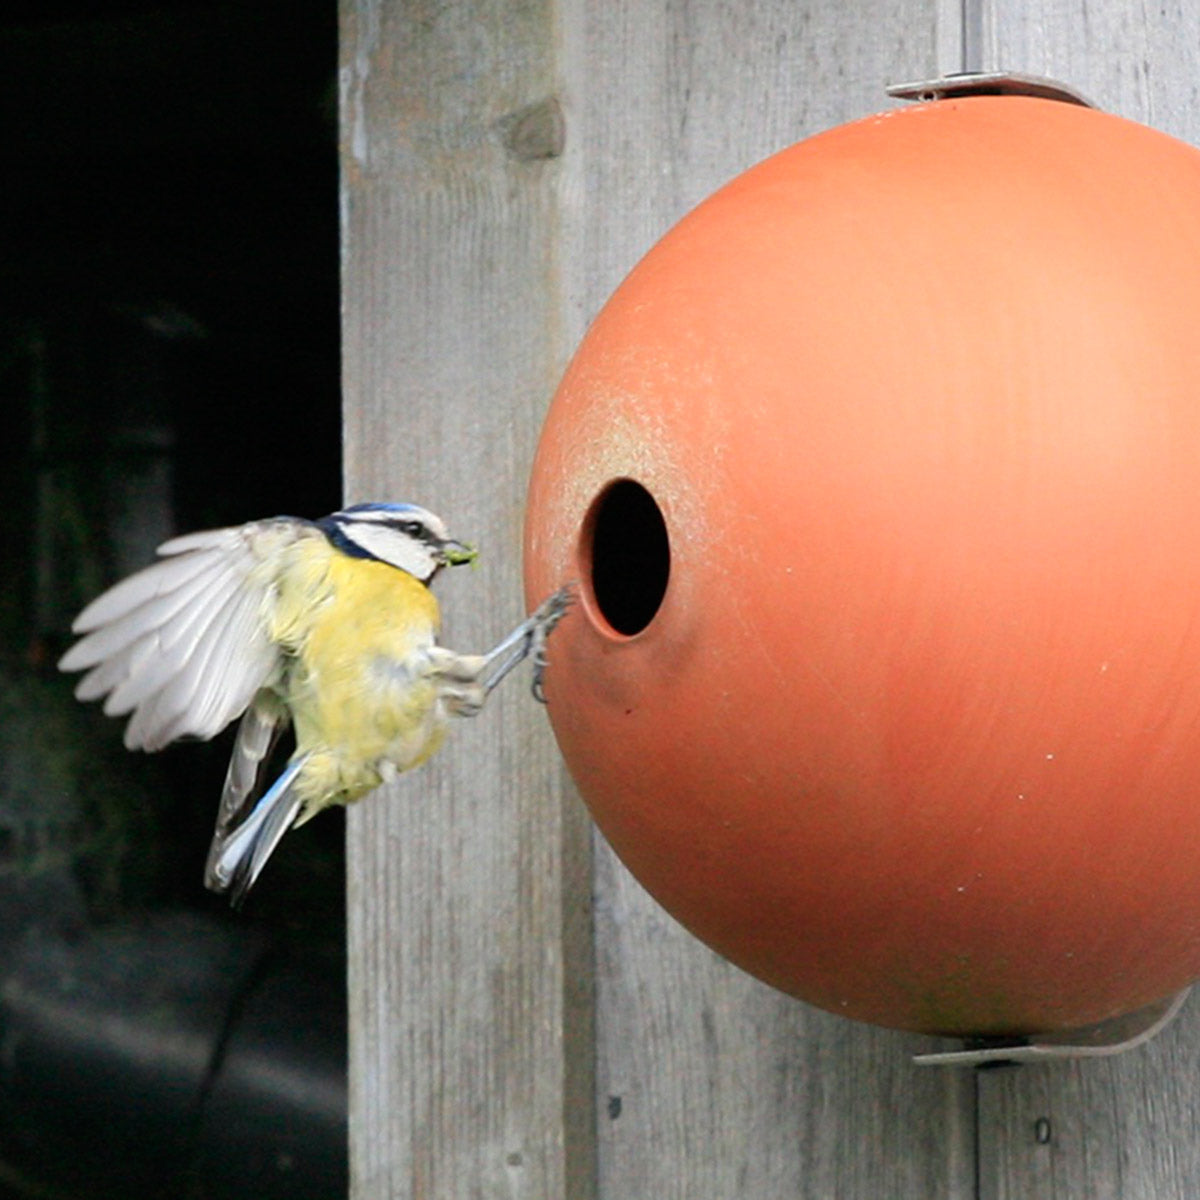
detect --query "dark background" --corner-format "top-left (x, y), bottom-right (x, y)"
top-left (0, 3), bottom-right (345, 1195)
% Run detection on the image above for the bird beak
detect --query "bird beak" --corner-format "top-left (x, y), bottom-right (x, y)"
top-left (439, 539), bottom-right (478, 568)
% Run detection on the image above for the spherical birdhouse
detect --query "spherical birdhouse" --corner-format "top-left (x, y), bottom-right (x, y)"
top-left (523, 89), bottom-right (1200, 1037)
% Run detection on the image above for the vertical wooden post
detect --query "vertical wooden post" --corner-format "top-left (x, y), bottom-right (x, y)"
top-left (339, 2), bottom-right (593, 1196)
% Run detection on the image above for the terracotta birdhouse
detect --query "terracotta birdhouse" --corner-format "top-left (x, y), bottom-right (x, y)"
top-left (524, 88), bottom-right (1200, 1036)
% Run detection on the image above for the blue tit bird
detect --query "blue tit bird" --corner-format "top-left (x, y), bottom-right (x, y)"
top-left (58, 502), bottom-right (572, 904)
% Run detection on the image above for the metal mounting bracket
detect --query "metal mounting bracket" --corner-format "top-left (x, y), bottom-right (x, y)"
top-left (887, 71), bottom-right (1098, 110)
top-left (913, 987), bottom-right (1192, 1067)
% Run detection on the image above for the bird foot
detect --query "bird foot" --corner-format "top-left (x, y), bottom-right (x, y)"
top-left (529, 584), bottom-right (575, 702)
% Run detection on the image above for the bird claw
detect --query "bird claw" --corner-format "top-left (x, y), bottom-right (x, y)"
top-left (529, 584), bottom-right (574, 703)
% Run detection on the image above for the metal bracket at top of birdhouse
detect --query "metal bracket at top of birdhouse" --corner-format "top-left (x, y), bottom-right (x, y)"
top-left (912, 986), bottom-right (1192, 1067)
top-left (887, 71), bottom-right (1098, 109)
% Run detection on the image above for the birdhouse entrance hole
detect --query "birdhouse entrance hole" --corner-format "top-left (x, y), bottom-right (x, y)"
top-left (584, 479), bottom-right (670, 636)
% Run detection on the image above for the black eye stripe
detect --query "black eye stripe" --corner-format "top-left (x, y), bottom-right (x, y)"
top-left (388, 519), bottom-right (435, 542)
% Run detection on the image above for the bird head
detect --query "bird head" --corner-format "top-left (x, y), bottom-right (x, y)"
top-left (319, 503), bottom-right (477, 582)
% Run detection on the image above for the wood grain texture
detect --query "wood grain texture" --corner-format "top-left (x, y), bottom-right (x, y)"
top-left (981, 0), bottom-right (1200, 134)
top-left (340, 2), bottom-right (593, 1197)
top-left (975, 4), bottom-right (1200, 1197)
top-left (563, 0), bottom-right (951, 315)
top-left (978, 994), bottom-right (1200, 1199)
top-left (561, 3), bottom-right (979, 1196)
top-left (593, 849), bottom-right (977, 1198)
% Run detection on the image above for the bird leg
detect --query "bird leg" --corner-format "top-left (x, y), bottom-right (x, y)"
top-left (431, 585), bottom-right (573, 716)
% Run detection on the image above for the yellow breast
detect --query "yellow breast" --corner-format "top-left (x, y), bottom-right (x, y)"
top-left (267, 537), bottom-right (447, 808)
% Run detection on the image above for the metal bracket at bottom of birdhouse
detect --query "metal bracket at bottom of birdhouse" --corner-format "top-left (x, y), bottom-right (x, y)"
top-left (912, 986), bottom-right (1191, 1067)
top-left (887, 71), bottom-right (1098, 110)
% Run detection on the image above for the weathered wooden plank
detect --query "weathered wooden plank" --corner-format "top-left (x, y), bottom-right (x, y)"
top-left (339, 2), bottom-right (593, 1197)
top-left (563, 2), bottom-right (979, 1195)
top-left (976, 4), bottom-right (1200, 1197)
top-left (981, 0), bottom-right (1200, 136)
top-left (978, 995), bottom-right (1200, 1199)
top-left (593, 848), bottom-right (978, 1198)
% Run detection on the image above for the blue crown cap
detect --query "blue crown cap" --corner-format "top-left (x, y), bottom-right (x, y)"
top-left (334, 502), bottom-right (424, 517)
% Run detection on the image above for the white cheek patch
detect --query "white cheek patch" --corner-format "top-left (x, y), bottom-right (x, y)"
top-left (344, 523), bottom-right (437, 579)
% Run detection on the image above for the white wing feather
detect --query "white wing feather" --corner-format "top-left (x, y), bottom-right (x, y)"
top-left (140, 581), bottom-right (270, 749)
top-left (92, 565), bottom-right (242, 712)
top-left (68, 543), bottom-right (229, 634)
top-left (59, 518), bottom-right (316, 752)
top-left (66, 556), bottom-right (231, 682)
top-left (119, 576), bottom-right (252, 750)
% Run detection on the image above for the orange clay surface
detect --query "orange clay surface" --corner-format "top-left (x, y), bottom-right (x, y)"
top-left (525, 96), bottom-right (1200, 1035)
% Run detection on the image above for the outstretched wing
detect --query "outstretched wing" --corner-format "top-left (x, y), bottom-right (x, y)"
top-left (59, 517), bottom-right (319, 751)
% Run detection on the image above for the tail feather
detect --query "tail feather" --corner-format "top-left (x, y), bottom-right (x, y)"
top-left (218, 690), bottom-right (288, 831)
top-left (205, 755), bottom-right (308, 905)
